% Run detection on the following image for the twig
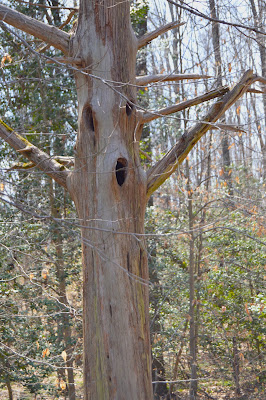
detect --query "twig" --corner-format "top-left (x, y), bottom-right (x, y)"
top-left (139, 149), bottom-right (153, 162)
top-left (136, 73), bottom-right (211, 86)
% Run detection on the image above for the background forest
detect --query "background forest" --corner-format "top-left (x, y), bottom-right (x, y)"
top-left (0, 0), bottom-right (265, 399)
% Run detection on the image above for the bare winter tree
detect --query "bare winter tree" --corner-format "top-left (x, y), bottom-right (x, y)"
top-left (0, 1), bottom-right (264, 399)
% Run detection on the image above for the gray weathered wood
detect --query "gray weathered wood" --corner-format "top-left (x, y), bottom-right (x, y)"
top-left (138, 21), bottom-right (185, 49)
top-left (67, 1), bottom-right (152, 399)
top-left (0, 4), bottom-right (69, 53)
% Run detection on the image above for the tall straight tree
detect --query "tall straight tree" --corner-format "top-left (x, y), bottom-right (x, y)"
top-left (0, 1), bottom-right (263, 399)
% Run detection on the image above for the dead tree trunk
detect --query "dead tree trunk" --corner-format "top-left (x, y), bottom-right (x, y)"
top-left (0, 2), bottom-right (262, 399)
top-left (208, 0), bottom-right (233, 194)
top-left (66, 2), bottom-right (152, 399)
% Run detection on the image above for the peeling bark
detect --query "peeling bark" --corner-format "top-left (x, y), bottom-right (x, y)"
top-left (67, 1), bottom-right (152, 398)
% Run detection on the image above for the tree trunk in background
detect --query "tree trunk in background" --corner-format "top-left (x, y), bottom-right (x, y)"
top-left (67, 1), bottom-right (152, 398)
top-left (208, 0), bottom-right (233, 194)
top-left (186, 160), bottom-right (198, 399)
top-left (134, 4), bottom-right (168, 398)
top-left (6, 380), bottom-right (13, 400)
top-left (249, 0), bottom-right (266, 179)
top-left (232, 337), bottom-right (241, 396)
top-left (169, 319), bottom-right (188, 394)
top-left (48, 177), bottom-right (76, 400)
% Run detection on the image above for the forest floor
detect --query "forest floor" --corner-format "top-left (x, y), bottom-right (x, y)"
top-left (0, 375), bottom-right (264, 399)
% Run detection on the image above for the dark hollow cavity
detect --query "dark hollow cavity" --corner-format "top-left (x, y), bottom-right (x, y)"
top-left (115, 158), bottom-right (128, 186)
top-left (126, 101), bottom-right (134, 116)
top-left (83, 105), bottom-right (95, 131)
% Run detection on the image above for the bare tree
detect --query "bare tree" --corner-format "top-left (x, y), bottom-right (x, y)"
top-left (0, 2), bottom-right (263, 399)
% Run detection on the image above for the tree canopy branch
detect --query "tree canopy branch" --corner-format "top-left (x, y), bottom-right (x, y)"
top-left (146, 69), bottom-right (255, 198)
top-left (0, 120), bottom-right (69, 189)
top-left (136, 73), bottom-right (211, 86)
top-left (142, 86), bottom-right (229, 123)
top-left (0, 4), bottom-right (70, 53)
top-left (167, 0), bottom-right (266, 36)
top-left (138, 21), bottom-right (185, 49)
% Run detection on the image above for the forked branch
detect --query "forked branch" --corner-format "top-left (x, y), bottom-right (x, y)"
top-left (142, 87), bottom-right (229, 123)
top-left (0, 4), bottom-right (70, 53)
top-left (136, 73), bottom-right (211, 86)
top-left (138, 21), bottom-right (185, 49)
top-left (146, 69), bottom-right (255, 198)
top-left (0, 121), bottom-right (69, 189)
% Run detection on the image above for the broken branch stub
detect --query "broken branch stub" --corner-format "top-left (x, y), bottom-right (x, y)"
top-left (0, 121), bottom-right (69, 189)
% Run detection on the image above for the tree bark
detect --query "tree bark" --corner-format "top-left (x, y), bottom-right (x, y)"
top-left (67, 1), bottom-right (152, 399)
top-left (6, 379), bottom-right (13, 400)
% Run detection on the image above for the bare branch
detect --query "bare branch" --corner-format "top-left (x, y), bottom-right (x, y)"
top-left (36, 9), bottom-right (77, 54)
top-left (0, 120), bottom-right (69, 189)
top-left (167, 0), bottom-right (266, 36)
top-left (52, 156), bottom-right (74, 167)
top-left (253, 76), bottom-right (266, 85)
top-left (8, 161), bottom-right (35, 170)
top-left (142, 87), bottom-right (229, 123)
top-left (136, 73), bottom-right (211, 86)
top-left (212, 123), bottom-right (246, 133)
top-left (46, 57), bottom-right (83, 66)
top-left (138, 21), bottom-right (185, 49)
top-left (140, 149), bottom-right (153, 163)
top-left (9, 156), bottom-right (74, 170)
top-left (146, 69), bottom-right (254, 198)
top-left (0, 4), bottom-right (70, 53)
top-left (247, 88), bottom-right (265, 94)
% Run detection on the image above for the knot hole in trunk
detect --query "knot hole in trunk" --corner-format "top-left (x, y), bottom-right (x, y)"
top-left (115, 158), bottom-right (128, 186)
top-left (126, 101), bottom-right (134, 116)
top-left (82, 105), bottom-right (95, 132)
